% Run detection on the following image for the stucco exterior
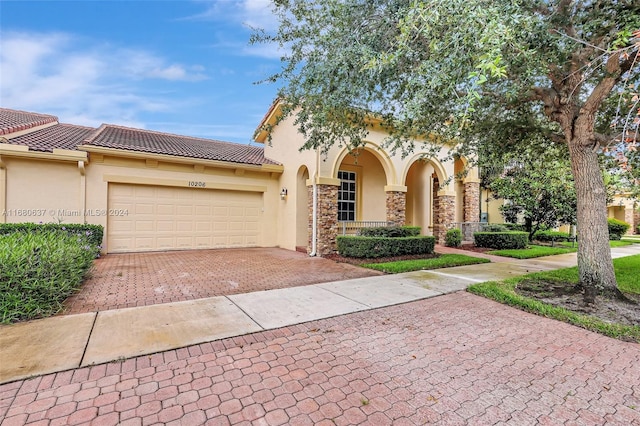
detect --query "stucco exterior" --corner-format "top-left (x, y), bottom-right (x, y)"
top-left (257, 101), bottom-right (480, 254)
top-left (1, 102), bottom-right (480, 255)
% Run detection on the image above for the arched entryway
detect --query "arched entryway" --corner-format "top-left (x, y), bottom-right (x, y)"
top-left (336, 149), bottom-right (389, 223)
top-left (404, 158), bottom-right (445, 236)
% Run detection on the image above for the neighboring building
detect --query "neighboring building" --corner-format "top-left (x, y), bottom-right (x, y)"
top-left (0, 102), bottom-right (480, 255)
top-left (608, 193), bottom-right (639, 235)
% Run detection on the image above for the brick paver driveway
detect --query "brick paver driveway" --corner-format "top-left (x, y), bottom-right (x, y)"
top-left (63, 248), bottom-right (381, 315)
top-left (3, 293), bottom-right (639, 425)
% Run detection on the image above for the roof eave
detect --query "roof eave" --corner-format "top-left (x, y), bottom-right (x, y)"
top-left (0, 143), bottom-right (88, 162)
top-left (78, 145), bottom-right (284, 174)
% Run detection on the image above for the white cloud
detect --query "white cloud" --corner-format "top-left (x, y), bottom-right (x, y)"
top-left (185, 0), bottom-right (284, 59)
top-left (0, 31), bottom-right (207, 126)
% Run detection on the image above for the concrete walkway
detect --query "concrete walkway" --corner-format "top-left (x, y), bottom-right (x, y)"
top-left (2, 245), bottom-right (639, 386)
top-left (1, 246), bottom-right (640, 425)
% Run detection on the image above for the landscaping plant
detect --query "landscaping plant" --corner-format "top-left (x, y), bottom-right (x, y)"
top-left (0, 229), bottom-right (98, 323)
top-left (445, 228), bottom-right (462, 247)
top-left (607, 218), bottom-right (630, 240)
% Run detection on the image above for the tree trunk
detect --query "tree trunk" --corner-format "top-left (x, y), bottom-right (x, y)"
top-left (567, 135), bottom-right (621, 303)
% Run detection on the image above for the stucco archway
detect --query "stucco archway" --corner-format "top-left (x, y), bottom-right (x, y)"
top-left (333, 146), bottom-right (393, 223)
top-left (403, 156), bottom-right (448, 236)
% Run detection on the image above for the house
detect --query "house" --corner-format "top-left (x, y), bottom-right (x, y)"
top-left (0, 101), bottom-right (480, 255)
top-left (607, 193), bottom-right (639, 235)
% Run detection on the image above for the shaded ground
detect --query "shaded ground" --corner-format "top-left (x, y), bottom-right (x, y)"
top-left (516, 279), bottom-right (640, 328)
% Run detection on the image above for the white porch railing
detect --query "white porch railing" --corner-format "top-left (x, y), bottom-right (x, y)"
top-left (339, 221), bottom-right (394, 235)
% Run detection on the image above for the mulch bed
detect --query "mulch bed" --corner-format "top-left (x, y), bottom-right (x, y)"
top-left (457, 244), bottom-right (493, 254)
top-left (324, 253), bottom-right (439, 265)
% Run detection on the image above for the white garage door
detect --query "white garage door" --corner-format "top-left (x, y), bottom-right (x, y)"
top-left (107, 183), bottom-right (263, 253)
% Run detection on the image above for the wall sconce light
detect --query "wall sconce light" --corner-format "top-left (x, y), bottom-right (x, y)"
top-left (280, 188), bottom-right (288, 200)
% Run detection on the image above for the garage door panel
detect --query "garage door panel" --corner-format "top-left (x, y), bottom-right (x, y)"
top-left (108, 183), bottom-right (263, 253)
top-left (176, 205), bottom-right (193, 216)
top-left (157, 204), bottom-right (175, 215)
top-left (136, 204), bottom-right (154, 214)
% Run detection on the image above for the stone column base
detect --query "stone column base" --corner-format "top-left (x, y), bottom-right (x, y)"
top-left (386, 191), bottom-right (406, 226)
top-left (463, 182), bottom-right (480, 223)
top-left (434, 195), bottom-right (455, 245)
top-left (308, 184), bottom-right (339, 256)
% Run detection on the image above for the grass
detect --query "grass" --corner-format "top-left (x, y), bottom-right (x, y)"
top-left (362, 254), bottom-right (490, 273)
top-left (467, 254), bottom-right (640, 342)
top-left (488, 245), bottom-right (576, 259)
top-left (488, 240), bottom-right (637, 258)
top-left (608, 240), bottom-right (636, 247)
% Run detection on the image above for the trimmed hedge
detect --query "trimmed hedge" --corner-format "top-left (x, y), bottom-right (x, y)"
top-left (337, 235), bottom-right (436, 258)
top-left (481, 224), bottom-right (508, 232)
top-left (358, 226), bottom-right (421, 238)
top-left (445, 228), bottom-right (462, 247)
top-left (474, 231), bottom-right (529, 249)
top-left (608, 218), bottom-right (630, 240)
top-left (502, 223), bottom-right (526, 232)
top-left (0, 223), bottom-right (103, 255)
top-left (533, 230), bottom-right (573, 242)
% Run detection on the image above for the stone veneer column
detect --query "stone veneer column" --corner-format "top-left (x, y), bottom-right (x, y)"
top-left (634, 207), bottom-right (640, 235)
top-left (434, 194), bottom-right (456, 245)
top-left (308, 184), bottom-right (339, 256)
top-left (385, 191), bottom-right (406, 226)
top-left (463, 181), bottom-right (480, 223)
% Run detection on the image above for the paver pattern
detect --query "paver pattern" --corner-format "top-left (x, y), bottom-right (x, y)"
top-left (64, 248), bottom-right (381, 314)
top-left (3, 292), bottom-right (639, 425)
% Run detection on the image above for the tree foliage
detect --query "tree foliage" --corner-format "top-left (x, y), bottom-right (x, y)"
top-left (253, 0), bottom-right (640, 299)
top-left (488, 150), bottom-right (577, 240)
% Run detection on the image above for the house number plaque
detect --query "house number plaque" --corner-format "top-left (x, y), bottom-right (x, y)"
top-left (188, 181), bottom-right (206, 188)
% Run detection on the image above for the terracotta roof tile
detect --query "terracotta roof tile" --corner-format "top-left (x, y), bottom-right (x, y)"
top-left (6, 123), bottom-right (95, 152)
top-left (84, 124), bottom-right (280, 166)
top-left (0, 108), bottom-right (58, 136)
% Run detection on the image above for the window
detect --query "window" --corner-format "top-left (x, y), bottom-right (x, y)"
top-left (338, 170), bottom-right (356, 221)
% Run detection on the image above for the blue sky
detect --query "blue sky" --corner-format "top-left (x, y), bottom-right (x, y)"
top-left (0, 0), bottom-right (283, 143)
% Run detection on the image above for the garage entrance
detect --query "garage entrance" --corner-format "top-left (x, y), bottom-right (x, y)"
top-left (107, 183), bottom-right (263, 252)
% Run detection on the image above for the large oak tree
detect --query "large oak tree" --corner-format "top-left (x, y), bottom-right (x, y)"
top-left (253, 0), bottom-right (639, 302)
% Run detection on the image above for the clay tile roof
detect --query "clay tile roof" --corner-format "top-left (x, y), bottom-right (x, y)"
top-left (0, 108), bottom-right (58, 136)
top-left (7, 123), bottom-right (95, 152)
top-left (84, 124), bottom-right (280, 166)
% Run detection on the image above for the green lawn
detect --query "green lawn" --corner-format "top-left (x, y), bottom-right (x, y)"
top-left (489, 240), bottom-right (637, 259)
top-left (488, 245), bottom-right (576, 259)
top-left (467, 254), bottom-right (640, 342)
top-left (362, 254), bottom-right (490, 273)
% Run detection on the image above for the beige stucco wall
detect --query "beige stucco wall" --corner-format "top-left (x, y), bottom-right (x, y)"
top-left (339, 150), bottom-right (386, 221)
top-left (481, 189), bottom-right (505, 224)
top-left (2, 157), bottom-right (83, 225)
top-left (82, 153), bottom-right (281, 252)
top-left (261, 108), bottom-right (476, 248)
top-left (405, 160), bottom-right (436, 235)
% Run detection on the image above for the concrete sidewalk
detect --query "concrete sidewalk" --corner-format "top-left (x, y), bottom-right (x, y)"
top-left (1, 245), bottom-right (639, 385)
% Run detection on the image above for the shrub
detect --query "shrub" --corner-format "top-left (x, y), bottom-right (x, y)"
top-left (607, 218), bottom-right (630, 240)
top-left (358, 226), bottom-right (421, 238)
top-left (0, 223), bottom-right (103, 255)
top-left (502, 223), bottom-right (526, 232)
top-left (533, 230), bottom-right (572, 242)
top-left (445, 228), bottom-right (462, 247)
top-left (0, 231), bottom-right (96, 323)
top-left (337, 235), bottom-right (435, 258)
top-left (474, 231), bottom-right (529, 249)
top-left (481, 224), bottom-right (508, 232)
